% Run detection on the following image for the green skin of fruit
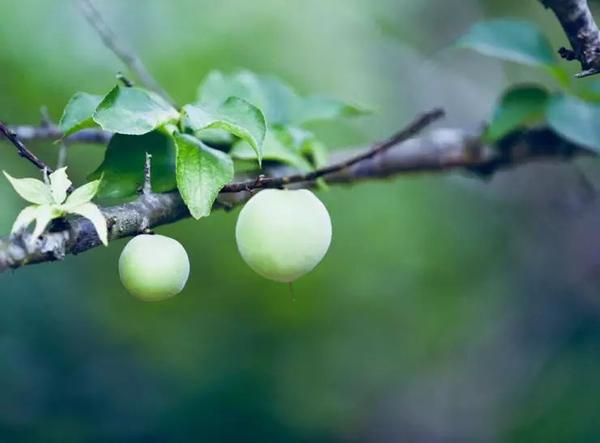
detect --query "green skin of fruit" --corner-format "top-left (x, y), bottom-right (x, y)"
top-left (235, 189), bottom-right (332, 283)
top-left (118, 234), bottom-right (190, 301)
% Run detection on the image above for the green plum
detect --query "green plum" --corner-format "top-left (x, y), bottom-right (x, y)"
top-left (118, 234), bottom-right (190, 301)
top-left (235, 189), bottom-right (332, 282)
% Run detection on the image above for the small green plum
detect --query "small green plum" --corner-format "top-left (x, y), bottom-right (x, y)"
top-left (235, 189), bottom-right (332, 282)
top-left (118, 234), bottom-right (190, 301)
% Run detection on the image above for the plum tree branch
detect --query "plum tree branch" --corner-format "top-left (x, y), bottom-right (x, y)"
top-left (1, 1), bottom-right (594, 274)
top-left (5, 124), bottom-right (111, 144)
top-left (222, 109), bottom-right (444, 192)
top-left (79, 0), bottom-right (175, 103)
top-left (0, 120), bottom-right (587, 273)
top-left (540, 0), bottom-right (600, 77)
top-left (0, 120), bottom-right (54, 174)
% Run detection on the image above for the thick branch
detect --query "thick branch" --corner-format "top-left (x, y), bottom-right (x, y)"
top-left (540, 0), bottom-right (600, 77)
top-left (0, 125), bottom-right (586, 273)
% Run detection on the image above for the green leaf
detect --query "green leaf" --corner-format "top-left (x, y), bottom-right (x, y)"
top-left (173, 133), bottom-right (234, 219)
top-left (90, 131), bottom-right (177, 199)
top-left (93, 86), bottom-right (179, 135)
top-left (197, 128), bottom-right (235, 146)
top-left (197, 70), bottom-right (364, 127)
top-left (485, 85), bottom-right (549, 141)
top-left (197, 70), bottom-right (252, 106)
top-left (48, 167), bottom-right (72, 204)
top-left (63, 179), bottom-right (101, 210)
top-left (301, 138), bottom-right (329, 169)
top-left (69, 202), bottom-right (108, 246)
top-left (457, 19), bottom-right (556, 68)
top-left (277, 126), bottom-right (330, 168)
top-left (230, 131), bottom-right (312, 172)
top-left (183, 97), bottom-right (266, 164)
top-left (198, 70), bottom-right (297, 125)
top-left (546, 94), bottom-right (600, 152)
top-left (59, 92), bottom-right (103, 136)
top-left (293, 96), bottom-right (368, 124)
top-left (3, 172), bottom-right (54, 205)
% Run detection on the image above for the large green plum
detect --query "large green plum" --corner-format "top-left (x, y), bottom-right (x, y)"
top-left (118, 234), bottom-right (190, 301)
top-left (235, 189), bottom-right (332, 282)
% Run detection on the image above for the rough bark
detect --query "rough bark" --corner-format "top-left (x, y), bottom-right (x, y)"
top-left (8, 125), bottom-right (111, 144)
top-left (541, 0), bottom-right (600, 77)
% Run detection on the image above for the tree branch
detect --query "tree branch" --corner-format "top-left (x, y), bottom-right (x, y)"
top-left (5, 124), bottom-right (110, 144)
top-left (222, 109), bottom-right (444, 192)
top-left (0, 123), bottom-right (587, 273)
top-left (540, 0), bottom-right (600, 77)
top-left (79, 0), bottom-right (175, 104)
top-left (0, 121), bottom-right (54, 174)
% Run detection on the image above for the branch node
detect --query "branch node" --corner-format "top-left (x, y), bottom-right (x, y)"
top-left (139, 217), bottom-right (153, 234)
top-left (116, 72), bottom-right (134, 87)
top-left (558, 46), bottom-right (577, 61)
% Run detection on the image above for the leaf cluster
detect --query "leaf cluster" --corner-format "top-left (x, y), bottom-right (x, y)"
top-left (458, 19), bottom-right (600, 151)
top-left (59, 70), bottom-right (365, 219)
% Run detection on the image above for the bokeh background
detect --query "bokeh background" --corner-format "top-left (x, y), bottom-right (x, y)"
top-left (2, 0), bottom-right (600, 441)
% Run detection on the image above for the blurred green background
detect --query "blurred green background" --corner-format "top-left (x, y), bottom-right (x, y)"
top-left (2, 0), bottom-right (600, 441)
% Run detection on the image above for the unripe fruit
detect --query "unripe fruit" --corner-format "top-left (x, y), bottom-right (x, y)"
top-left (118, 234), bottom-right (190, 301)
top-left (235, 189), bottom-right (332, 282)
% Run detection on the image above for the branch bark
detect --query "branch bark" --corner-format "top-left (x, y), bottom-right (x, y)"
top-left (222, 109), bottom-right (444, 192)
top-left (540, 0), bottom-right (600, 77)
top-left (6, 124), bottom-right (110, 144)
top-left (0, 121), bottom-right (54, 174)
top-left (0, 124), bottom-right (586, 273)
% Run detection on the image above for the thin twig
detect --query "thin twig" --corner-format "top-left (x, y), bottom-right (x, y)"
top-left (142, 152), bottom-right (153, 195)
top-left (0, 121), bottom-right (54, 173)
top-left (79, 0), bottom-right (175, 103)
top-left (221, 108), bottom-right (444, 193)
top-left (116, 72), bottom-right (134, 87)
top-left (7, 124), bottom-right (110, 144)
